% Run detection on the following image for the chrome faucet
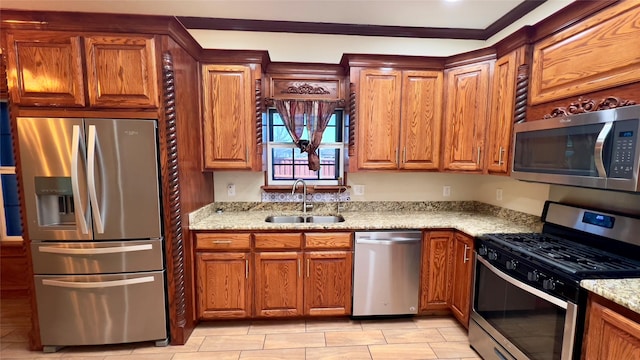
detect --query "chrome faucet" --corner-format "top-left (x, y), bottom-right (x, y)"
top-left (336, 185), bottom-right (348, 213)
top-left (291, 179), bottom-right (312, 214)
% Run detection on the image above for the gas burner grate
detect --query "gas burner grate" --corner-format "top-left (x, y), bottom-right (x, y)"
top-left (484, 233), bottom-right (640, 276)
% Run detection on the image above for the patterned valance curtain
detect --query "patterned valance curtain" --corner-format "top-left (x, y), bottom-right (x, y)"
top-left (274, 99), bottom-right (339, 171)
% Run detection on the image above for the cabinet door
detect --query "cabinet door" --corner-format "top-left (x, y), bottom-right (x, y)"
top-left (5, 31), bottom-right (85, 107)
top-left (254, 251), bottom-right (303, 317)
top-left (357, 69), bottom-right (402, 170)
top-left (196, 252), bottom-right (251, 319)
top-left (84, 35), bottom-right (158, 108)
top-left (304, 251), bottom-right (353, 316)
top-left (443, 62), bottom-right (491, 171)
top-left (486, 50), bottom-right (521, 174)
top-left (450, 232), bottom-right (474, 327)
top-left (400, 71), bottom-right (443, 170)
top-left (585, 299), bottom-right (640, 360)
top-left (202, 64), bottom-right (254, 169)
top-left (420, 231), bottom-right (452, 312)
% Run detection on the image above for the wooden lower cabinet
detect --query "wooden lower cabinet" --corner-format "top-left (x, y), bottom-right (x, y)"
top-left (304, 251), bottom-right (353, 316)
top-left (254, 251), bottom-right (304, 317)
top-left (450, 232), bottom-right (474, 327)
top-left (196, 252), bottom-right (251, 319)
top-left (584, 295), bottom-right (640, 360)
top-left (420, 231), bottom-right (453, 312)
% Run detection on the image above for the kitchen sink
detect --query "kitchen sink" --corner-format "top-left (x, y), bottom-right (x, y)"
top-left (265, 215), bottom-right (345, 224)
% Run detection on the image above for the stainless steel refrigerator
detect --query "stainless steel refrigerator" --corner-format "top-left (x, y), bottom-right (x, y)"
top-left (16, 117), bottom-right (168, 352)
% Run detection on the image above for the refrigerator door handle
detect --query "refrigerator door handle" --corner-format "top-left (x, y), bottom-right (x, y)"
top-left (87, 125), bottom-right (105, 234)
top-left (71, 125), bottom-right (89, 234)
top-left (38, 244), bottom-right (153, 255)
top-left (42, 276), bottom-right (155, 289)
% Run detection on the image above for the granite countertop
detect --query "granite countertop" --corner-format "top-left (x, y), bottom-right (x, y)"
top-left (580, 279), bottom-right (640, 314)
top-left (188, 201), bottom-right (541, 237)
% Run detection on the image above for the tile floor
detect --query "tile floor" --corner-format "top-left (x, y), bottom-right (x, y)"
top-left (1, 298), bottom-right (481, 360)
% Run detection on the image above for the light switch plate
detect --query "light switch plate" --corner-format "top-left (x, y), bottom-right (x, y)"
top-left (227, 184), bottom-right (236, 197)
top-left (353, 185), bottom-right (365, 196)
top-left (443, 186), bottom-right (451, 197)
top-left (496, 188), bottom-right (503, 201)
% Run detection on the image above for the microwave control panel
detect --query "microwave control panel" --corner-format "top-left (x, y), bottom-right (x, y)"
top-left (610, 119), bottom-right (638, 179)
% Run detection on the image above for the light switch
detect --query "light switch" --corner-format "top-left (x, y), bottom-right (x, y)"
top-left (227, 184), bottom-right (236, 197)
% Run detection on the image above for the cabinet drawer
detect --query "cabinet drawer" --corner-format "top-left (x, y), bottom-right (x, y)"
top-left (254, 233), bottom-right (302, 249)
top-left (195, 233), bottom-right (251, 250)
top-left (305, 233), bottom-right (352, 249)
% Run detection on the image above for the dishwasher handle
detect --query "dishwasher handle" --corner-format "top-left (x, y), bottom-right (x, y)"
top-left (356, 237), bottom-right (420, 245)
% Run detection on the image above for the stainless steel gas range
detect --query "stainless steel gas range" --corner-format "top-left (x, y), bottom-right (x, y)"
top-left (470, 201), bottom-right (640, 360)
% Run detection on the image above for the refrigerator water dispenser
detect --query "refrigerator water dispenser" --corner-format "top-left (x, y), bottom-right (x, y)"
top-left (35, 176), bottom-right (76, 226)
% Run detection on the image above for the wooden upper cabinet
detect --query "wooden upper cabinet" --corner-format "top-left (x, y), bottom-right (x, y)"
top-left (5, 31), bottom-right (159, 109)
top-left (202, 64), bottom-right (255, 170)
top-left (356, 68), bottom-right (443, 170)
top-left (486, 49), bottom-right (522, 174)
top-left (443, 61), bottom-right (491, 172)
top-left (400, 71), bottom-right (443, 170)
top-left (5, 31), bottom-right (85, 107)
top-left (357, 69), bottom-right (402, 170)
top-left (530, 1), bottom-right (640, 105)
top-left (84, 35), bottom-right (158, 108)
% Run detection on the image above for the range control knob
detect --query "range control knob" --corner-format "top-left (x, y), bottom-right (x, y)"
top-left (506, 260), bottom-right (518, 270)
top-left (527, 271), bottom-right (539, 282)
top-left (543, 278), bottom-right (556, 290)
top-left (488, 250), bottom-right (499, 261)
top-left (478, 246), bottom-right (488, 256)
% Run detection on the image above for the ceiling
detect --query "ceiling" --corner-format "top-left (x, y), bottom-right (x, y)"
top-left (0, 0), bottom-right (564, 40)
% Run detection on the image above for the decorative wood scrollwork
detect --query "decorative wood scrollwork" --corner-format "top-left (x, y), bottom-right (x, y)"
top-left (255, 79), bottom-right (263, 155)
top-left (281, 83), bottom-right (330, 95)
top-left (513, 64), bottom-right (528, 124)
top-left (162, 52), bottom-right (187, 329)
top-left (348, 82), bottom-right (356, 157)
top-left (543, 96), bottom-right (637, 119)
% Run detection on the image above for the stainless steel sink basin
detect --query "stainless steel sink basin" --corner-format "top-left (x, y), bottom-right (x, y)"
top-left (264, 216), bottom-right (305, 223)
top-left (305, 215), bottom-right (345, 223)
top-left (265, 215), bottom-right (345, 224)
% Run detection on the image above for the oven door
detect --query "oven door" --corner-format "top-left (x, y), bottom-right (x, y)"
top-left (470, 255), bottom-right (578, 360)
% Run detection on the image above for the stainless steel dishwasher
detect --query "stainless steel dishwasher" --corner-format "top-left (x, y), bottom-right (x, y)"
top-left (352, 231), bottom-right (422, 316)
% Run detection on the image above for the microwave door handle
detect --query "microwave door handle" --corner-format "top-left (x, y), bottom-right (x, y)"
top-left (594, 122), bottom-right (613, 177)
top-left (71, 125), bottom-right (89, 234)
top-left (87, 125), bottom-right (104, 234)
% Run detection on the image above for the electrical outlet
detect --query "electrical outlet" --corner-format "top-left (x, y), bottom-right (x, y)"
top-left (227, 184), bottom-right (236, 197)
top-left (443, 185), bottom-right (451, 197)
top-left (496, 188), bottom-right (503, 201)
top-left (353, 185), bottom-right (365, 196)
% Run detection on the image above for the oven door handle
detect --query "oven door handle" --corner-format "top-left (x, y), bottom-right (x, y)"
top-left (476, 255), bottom-right (569, 309)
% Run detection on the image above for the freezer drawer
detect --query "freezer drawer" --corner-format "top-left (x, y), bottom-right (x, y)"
top-left (34, 271), bottom-right (167, 347)
top-left (31, 239), bottom-right (164, 274)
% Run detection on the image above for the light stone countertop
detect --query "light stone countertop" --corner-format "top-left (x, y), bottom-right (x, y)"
top-left (189, 203), bottom-right (539, 237)
top-left (581, 279), bottom-right (640, 314)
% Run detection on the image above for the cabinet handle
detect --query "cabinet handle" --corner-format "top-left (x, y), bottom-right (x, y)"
top-left (306, 258), bottom-right (310, 278)
top-left (212, 240), bottom-right (232, 244)
top-left (245, 259), bottom-right (249, 279)
top-left (245, 147), bottom-right (249, 161)
top-left (403, 147), bottom-right (407, 163)
top-left (395, 149), bottom-right (399, 164)
top-left (477, 147), bottom-right (481, 166)
top-left (463, 244), bottom-right (470, 263)
top-left (498, 146), bottom-right (504, 166)
top-left (297, 259), bottom-right (302, 277)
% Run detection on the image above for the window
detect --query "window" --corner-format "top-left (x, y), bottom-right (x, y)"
top-left (0, 101), bottom-right (22, 241)
top-left (266, 108), bottom-right (346, 186)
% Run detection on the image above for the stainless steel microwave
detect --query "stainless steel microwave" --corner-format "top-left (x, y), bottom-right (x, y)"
top-left (512, 104), bottom-right (640, 192)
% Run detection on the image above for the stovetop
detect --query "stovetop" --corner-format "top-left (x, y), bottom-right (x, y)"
top-left (482, 232), bottom-right (640, 278)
